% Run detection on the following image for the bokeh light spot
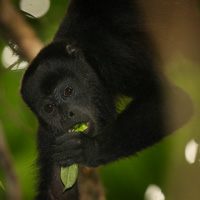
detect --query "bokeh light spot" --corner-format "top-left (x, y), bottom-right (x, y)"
top-left (185, 139), bottom-right (199, 164)
top-left (1, 46), bottom-right (28, 70)
top-left (145, 184), bottom-right (165, 200)
top-left (20, 0), bottom-right (50, 18)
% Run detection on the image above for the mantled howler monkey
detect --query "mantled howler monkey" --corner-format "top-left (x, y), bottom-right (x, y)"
top-left (21, 0), bottom-right (193, 199)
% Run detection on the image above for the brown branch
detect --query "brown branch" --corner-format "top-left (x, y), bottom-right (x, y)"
top-left (79, 166), bottom-right (106, 200)
top-left (0, 0), bottom-right (106, 199)
top-left (0, 0), bottom-right (43, 62)
top-left (0, 120), bottom-right (22, 200)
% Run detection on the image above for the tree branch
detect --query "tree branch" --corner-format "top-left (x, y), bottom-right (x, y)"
top-left (0, 120), bottom-right (22, 200)
top-left (79, 166), bottom-right (106, 200)
top-left (0, 0), bottom-right (43, 62)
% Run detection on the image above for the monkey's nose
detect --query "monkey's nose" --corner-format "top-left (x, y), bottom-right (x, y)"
top-left (68, 110), bottom-right (75, 118)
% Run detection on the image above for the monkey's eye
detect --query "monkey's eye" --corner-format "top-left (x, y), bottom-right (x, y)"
top-left (44, 103), bottom-right (55, 113)
top-left (64, 86), bottom-right (74, 97)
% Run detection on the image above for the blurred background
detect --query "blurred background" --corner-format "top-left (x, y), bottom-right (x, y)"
top-left (0, 0), bottom-right (200, 199)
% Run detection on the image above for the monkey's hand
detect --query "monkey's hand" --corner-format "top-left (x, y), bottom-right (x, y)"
top-left (53, 132), bottom-right (100, 167)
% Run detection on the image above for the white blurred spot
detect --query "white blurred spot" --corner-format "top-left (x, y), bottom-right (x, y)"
top-left (1, 46), bottom-right (28, 70)
top-left (185, 139), bottom-right (199, 164)
top-left (145, 184), bottom-right (165, 200)
top-left (20, 0), bottom-right (50, 18)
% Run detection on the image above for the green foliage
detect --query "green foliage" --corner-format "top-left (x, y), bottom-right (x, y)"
top-left (115, 95), bottom-right (133, 114)
top-left (0, 181), bottom-right (5, 191)
top-left (100, 140), bottom-right (169, 200)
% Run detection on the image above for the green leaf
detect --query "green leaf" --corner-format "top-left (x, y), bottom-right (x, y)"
top-left (115, 95), bottom-right (133, 114)
top-left (61, 123), bottom-right (88, 192)
top-left (72, 123), bottom-right (88, 132)
top-left (61, 164), bottom-right (78, 192)
top-left (0, 181), bottom-right (5, 191)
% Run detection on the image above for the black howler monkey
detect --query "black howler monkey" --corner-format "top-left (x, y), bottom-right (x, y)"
top-left (20, 0), bottom-right (193, 199)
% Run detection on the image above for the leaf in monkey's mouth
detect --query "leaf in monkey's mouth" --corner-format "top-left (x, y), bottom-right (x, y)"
top-left (68, 122), bottom-right (89, 133)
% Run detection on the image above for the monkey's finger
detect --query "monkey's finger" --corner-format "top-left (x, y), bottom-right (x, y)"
top-left (53, 139), bottom-right (82, 153)
top-left (53, 149), bottom-right (82, 166)
top-left (55, 132), bottom-right (82, 145)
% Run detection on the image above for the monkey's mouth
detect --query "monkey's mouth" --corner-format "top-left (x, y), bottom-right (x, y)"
top-left (68, 122), bottom-right (90, 134)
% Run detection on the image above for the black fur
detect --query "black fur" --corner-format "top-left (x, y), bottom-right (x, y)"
top-left (20, 0), bottom-right (193, 199)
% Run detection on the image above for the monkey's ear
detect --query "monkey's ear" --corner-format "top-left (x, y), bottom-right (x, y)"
top-left (66, 44), bottom-right (85, 61)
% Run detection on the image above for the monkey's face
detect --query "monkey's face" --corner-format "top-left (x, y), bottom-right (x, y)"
top-left (39, 75), bottom-right (97, 136)
top-left (21, 56), bottom-right (115, 137)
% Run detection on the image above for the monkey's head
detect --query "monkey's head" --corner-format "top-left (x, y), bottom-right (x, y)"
top-left (21, 42), bottom-right (115, 137)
